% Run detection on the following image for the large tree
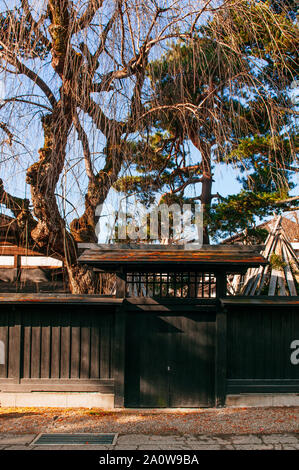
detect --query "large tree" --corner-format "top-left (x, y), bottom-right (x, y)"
top-left (115, 0), bottom-right (298, 243)
top-left (0, 0), bottom-right (220, 292)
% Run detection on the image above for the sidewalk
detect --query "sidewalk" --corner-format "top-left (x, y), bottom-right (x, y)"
top-left (0, 432), bottom-right (299, 450)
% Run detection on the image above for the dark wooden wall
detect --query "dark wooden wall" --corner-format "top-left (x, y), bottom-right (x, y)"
top-left (226, 305), bottom-right (299, 393)
top-left (0, 298), bottom-right (298, 405)
top-left (0, 304), bottom-right (115, 392)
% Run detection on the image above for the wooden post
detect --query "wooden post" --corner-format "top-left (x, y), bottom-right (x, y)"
top-left (113, 305), bottom-right (126, 408)
top-left (14, 255), bottom-right (21, 282)
top-left (216, 270), bottom-right (227, 298)
top-left (115, 267), bottom-right (126, 298)
top-left (215, 307), bottom-right (227, 407)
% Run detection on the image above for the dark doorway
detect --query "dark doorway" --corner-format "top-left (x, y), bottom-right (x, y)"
top-left (125, 312), bottom-right (216, 407)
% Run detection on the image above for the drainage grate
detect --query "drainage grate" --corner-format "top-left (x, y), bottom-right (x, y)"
top-left (31, 433), bottom-right (117, 446)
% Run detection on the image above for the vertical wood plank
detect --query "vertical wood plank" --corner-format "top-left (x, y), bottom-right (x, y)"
top-left (22, 312), bottom-right (31, 379)
top-left (51, 315), bottom-right (60, 378)
top-left (0, 310), bottom-right (8, 378)
top-left (124, 311), bottom-right (141, 407)
top-left (8, 308), bottom-right (22, 381)
top-left (80, 319), bottom-right (91, 379)
top-left (100, 313), bottom-right (110, 379)
top-left (60, 309), bottom-right (71, 378)
top-left (40, 316), bottom-right (51, 379)
top-left (109, 313), bottom-right (114, 378)
top-left (70, 312), bottom-right (80, 379)
top-left (215, 308), bottom-right (227, 407)
top-left (31, 320), bottom-right (41, 379)
top-left (114, 307), bottom-right (126, 407)
top-left (90, 311), bottom-right (100, 378)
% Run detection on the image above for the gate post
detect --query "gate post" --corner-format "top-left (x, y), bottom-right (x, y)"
top-left (113, 305), bottom-right (126, 408)
top-left (215, 307), bottom-right (227, 407)
top-left (115, 267), bottom-right (126, 298)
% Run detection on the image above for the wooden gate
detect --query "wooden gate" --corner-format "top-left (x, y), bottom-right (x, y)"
top-left (125, 311), bottom-right (216, 407)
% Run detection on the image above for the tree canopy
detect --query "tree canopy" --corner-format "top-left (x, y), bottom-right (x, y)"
top-left (0, 0), bottom-right (297, 292)
top-left (0, 0), bottom-right (222, 292)
top-left (115, 0), bottom-right (298, 242)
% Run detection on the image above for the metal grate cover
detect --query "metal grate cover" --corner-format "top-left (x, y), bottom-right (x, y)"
top-left (31, 433), bottom-right (117, 446)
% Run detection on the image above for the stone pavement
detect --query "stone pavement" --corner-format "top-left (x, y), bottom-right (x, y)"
top-left (0, 433), bottom-right (299, 450)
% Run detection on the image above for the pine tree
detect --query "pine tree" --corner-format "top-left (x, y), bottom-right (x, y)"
top-left (115, 0), bottom-right (298, 243)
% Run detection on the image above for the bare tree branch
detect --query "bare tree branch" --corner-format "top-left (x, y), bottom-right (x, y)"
top-left (0, 122), bottom-right (14, 146)
top-left (0, 97), bottom-right (52, 112)
top-left (90, 6), bottom-right (120, 72)
top-left (79, 96), bottom-right (124, 136)
top-left (0, 178), bottom-right (31, 217)
top-left (276, 196), bottom-right (299, 205)
top-left (73, 111), bottom-right (95, 181)
top-left (0, 51), bottom-right (57, 108)
top-left (21, 0), bottom-right (51, 49)
top-left (73, 0), bottom-right (105, 33)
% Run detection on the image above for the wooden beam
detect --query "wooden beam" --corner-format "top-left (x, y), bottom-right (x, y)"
top-left (78, 243), bottom-right (265, 252)
top-left (221, 297), bottom-right (299, 306)
top-left (0, 244), bottom-right (62, 258)
top-left (0, 379), bottom-right (114, 393)
top-left (268, 269), bottom-right (279, 295)
top-left (0, 293), bottom-right (123, 304)
top-left (227, 379), bottom-right (299, 394)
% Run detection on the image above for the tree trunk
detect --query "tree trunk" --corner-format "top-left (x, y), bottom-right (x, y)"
top-left (67, 263), bottom-right (97, 294)
top-left (201, 173), bottom-right (213, 245)
top-left (70, 137), bottom-right (124, 243)
top-left (24, 1), bottom-right (98, 294)
top-left (189, 131), bottom-right (212, 245)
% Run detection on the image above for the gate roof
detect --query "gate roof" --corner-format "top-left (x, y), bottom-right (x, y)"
top-left (78, 244), bottom-right (267, 270)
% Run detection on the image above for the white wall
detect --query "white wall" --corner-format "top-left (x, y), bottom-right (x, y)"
top-left (0, 255), bottom-right (62, 267)
top-left (21, 256), bottom-right (62, 267)
top-left (0, 256), bottom-right (14, 266)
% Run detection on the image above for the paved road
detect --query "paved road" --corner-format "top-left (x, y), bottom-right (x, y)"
top-left (0, 433), bottom-right (299, 450)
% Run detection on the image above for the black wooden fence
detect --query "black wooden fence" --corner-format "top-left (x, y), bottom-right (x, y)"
top-left (0, 303), bottom-right (116, 393)
top-left (0, 297), bottom-right (298, 406)
top-left (225, 301), bottom-right (299, 394)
